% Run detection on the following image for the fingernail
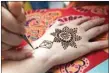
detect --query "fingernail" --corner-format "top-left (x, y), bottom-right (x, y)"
top-left (101, 18), bottom-right (105, 21)
top-left (85, 16), bottom-right (91, 19)
top-left (16, 47), bottom-right (23, 51)
top-left (86, 16), bottom-right (90, 18)
top-left (26, 52), bottom-right (32, 58)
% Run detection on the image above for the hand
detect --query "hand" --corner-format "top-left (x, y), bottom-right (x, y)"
top-left (2, 2), bottom-right (32, 60)
top-left (28, 16), bottom-right (108, 67)
top-left (2, 17), bottom-right (108, 73)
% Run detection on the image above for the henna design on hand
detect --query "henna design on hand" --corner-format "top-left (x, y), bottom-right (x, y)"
top-left (39, 40), bottom-right (53, 49)
top-left (51, 26), bottom-right (82, 49)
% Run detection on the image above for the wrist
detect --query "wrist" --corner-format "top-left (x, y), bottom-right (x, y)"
top-left (31, 48), bottom-right (53, 72)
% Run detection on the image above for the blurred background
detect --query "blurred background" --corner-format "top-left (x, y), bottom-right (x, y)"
top-left (23, 1), bottom-right (70, 11)
top-left (23, 1), bottom-right (108, 11)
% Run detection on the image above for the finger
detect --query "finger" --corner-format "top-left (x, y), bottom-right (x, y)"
top-left (88, 40), bottom-right (108, 51)
top-left (8, 2), bottom-right (23, 17)
top-left (2, 28), bottom-right (22, 46)
top-left (2, 48), bottom-right (33, 60)
top-left (80, 18), bottom-right (105, 31)
top-left (67, 16), bottom-right (90, 26)
top-left (16, 8), bottom-right (26, 22)
top-left (85, 24), bottom-right (109, 40)
top-left (2, 7), bottom-right (25, 34)
top-left (2, 42), bottom-right (12, 51)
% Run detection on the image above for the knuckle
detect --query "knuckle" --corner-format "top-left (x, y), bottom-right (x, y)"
top-left (80, 43), bottom-right (89, 49)
top-left (95, 27), bottom-right (101, 33)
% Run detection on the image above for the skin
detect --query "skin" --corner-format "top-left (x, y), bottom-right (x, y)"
top-left (2, 2), bottom-right (108, 73)
top-left (2, 2), bottom-right (32, 60)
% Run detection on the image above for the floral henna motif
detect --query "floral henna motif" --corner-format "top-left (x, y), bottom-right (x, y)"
top-left (51, 26), bottom-right (82, 49)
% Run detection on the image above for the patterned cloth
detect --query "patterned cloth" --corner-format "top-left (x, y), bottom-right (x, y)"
top-left (20, 6), bottom-right (108, 73)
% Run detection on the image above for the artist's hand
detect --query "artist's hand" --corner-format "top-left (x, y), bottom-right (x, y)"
top-left (2, 2), bottom-right (32, 60)
top-left (29, 17), bottom-right (108, 67)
